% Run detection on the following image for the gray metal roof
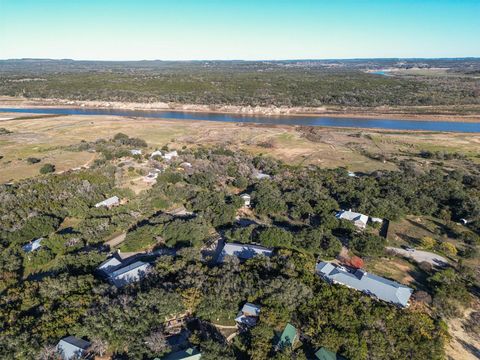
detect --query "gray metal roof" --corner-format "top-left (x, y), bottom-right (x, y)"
top-left (217, 242), bottom-right (273, 262)
top-left (316, 262), bottom-right (413, 307)
top-left (57, 336), bottom-right (90, 360)
top-left (108, 261), bottom-right (151, 287)
top-left (22, 238), bottom-right (43, 253)
top-left (95, 196), bottom-right (120, 208)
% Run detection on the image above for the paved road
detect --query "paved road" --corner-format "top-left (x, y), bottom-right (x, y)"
top-left (387, 247), bottom-right (448, 267)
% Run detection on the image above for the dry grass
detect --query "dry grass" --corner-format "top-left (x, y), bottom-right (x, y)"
top-left (1, 111), bottom-right (480, 183)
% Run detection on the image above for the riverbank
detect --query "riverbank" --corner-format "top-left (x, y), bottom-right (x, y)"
top-left (1, 96), bottom-right (480, 123)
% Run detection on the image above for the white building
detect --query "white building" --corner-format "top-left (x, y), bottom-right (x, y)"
top-left (107, 261), bottom-right (152, 288)
top-left (336, 209), bottom-right (369, 229)
top-left (56, 336), bottom-right (91, 360)
top-left (130, 149), bottom-right (142, 156)
top-left (94, 196), bottom-right (120, 208)
top-left (163, 150), bottom-right (178, 161)
top-left (22, 238), bottom-right (43, 253)
top-left (217, 242), bottom-right (273, 263)
top-left (240, 193), bottom-right (251, 207)
top-left (150, 150), bottom-right (163, 159)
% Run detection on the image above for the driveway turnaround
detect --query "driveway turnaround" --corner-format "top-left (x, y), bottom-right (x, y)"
top-left (387, 247), bottom-right (448, 267)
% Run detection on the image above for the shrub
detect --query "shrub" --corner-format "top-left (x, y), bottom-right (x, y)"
top-left (39, 163), bottom-right (55, 174)
top-left (26, 157), bottom-right (41, 164)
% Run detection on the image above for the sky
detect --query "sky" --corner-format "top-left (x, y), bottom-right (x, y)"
top-left (0, 0), bottom-right (479, 60)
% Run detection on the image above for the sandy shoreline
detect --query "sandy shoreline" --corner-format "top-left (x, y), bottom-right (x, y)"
top-left (0, 96), bottom-right (480, 123)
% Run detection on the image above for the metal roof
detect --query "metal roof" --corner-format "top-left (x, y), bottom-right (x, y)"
top-left (108, 261), bottom-right (151, 287)
top-left (276, 323), bottom-right (298, 349)
top-left (95, 196), bottom-right (120, 208)
top-left (336, 210), bottom-right (368, 226)
top-left (22, 238), bottom-right (43, 253)
top-left (217, 242), bottom-right (273, 262)
top-left (315, 347), bottom-right (346, 360)
top-left (57, 336), bottom-right (90, 360)
top-left (316, 262), bottom-right (413, 307)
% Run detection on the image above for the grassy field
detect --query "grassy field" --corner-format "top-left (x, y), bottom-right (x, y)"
top-left (1, 111), bottom-right (480, 183)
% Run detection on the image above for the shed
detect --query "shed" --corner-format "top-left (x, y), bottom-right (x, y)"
top-left (315, 347), bottom-right (346, 360)
top-left (56, 336), bottom-right (90, 360)
top-left (275, 323), bottom-right (298, 350)
top-left (94, 196), bottom-right (120, 208)
top-left (159, 347), bottom-right (202, 360)
top-left (22, 238), bottom-right (43, 253)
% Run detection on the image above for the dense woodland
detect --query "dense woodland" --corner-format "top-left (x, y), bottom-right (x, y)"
top-left (1, 59), bottom-right (480, 107)
top-left (1, 134), bottom-right (479, 359)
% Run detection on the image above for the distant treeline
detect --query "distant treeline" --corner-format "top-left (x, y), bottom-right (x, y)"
top-left (0, 59), bottom-right (479, 107)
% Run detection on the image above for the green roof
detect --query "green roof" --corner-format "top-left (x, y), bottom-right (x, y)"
top-left (315, 347), bottom-right (345, 360)
top-left (158, 347), bottom-right (202, 360)
top-left (276, 323), bottom-right (298, 349)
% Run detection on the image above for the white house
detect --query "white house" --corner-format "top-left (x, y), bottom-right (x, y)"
top-left (56, 336), bottom-right (91, 360)
top-left (163, 150), bottom-right (178, 161)
top-left (22, 238), bottom-right (43, 253)
top-left (130, 149), bottom-right (142, 156)
top-left (336, 209), bottom-right (369, 229)
top-left (94, 196), bottom-right (120, 208)
top-left (150, 150), bottom-right (163, 159)
top-left (240, 193), bottom-right (251, 207)
top-left (144, 171), bottom-right (159, 183)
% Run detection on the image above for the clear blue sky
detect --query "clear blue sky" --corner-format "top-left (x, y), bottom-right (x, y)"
top-left (1, 0), bottom-right (479, 60)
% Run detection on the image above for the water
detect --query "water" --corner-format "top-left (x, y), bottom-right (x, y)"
top-left (1, 107), bottom-right (480, 133)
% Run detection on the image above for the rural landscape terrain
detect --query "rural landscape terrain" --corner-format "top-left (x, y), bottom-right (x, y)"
top-left (0, 58), bottom-right (480, 360)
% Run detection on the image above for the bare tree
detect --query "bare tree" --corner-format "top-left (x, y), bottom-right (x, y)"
top-left (88, 338), bottom-right (109, 357)
top-left (36, 345), bottom-right (57, 360)
top-left (144, 329), bottom-right (170, 354)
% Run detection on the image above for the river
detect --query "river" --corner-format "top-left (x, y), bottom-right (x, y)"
top-left (1, 107), bottom-right (480, 133)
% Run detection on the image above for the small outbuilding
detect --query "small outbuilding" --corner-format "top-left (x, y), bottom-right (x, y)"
top-left (94, 196), bottom-right (120, 209)
top-left (275, 323), bottom-right (298, 351)
top-left (315, 347), bottom-right (346, 360)
top-left (130, 149), bottom-right (142, 156)
top-left (22, 238), bottom-right (43, 253)
top-left (56, 336), bottom-right (91, 360)
top-left (159, 347), bottom-right (202, 360)
top-left (235, 302), bottom-right (261, 327)
top-left (240, 193), bottom-right (251, 207)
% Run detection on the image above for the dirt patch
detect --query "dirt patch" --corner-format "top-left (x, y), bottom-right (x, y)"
top-left (446, 303), bottom-right (480, 360)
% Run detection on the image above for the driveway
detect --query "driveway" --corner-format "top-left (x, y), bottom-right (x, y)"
top-left (387, 247), bottom-right (448, 267)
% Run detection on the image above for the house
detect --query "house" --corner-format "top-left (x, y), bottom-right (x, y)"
top-left (107, 261), bottom-right (152, 288)
top-left (217, 242), bottom-right (273, 263)
top-left (97, 253), bottom-right (152, 287)
top-left (158, 347), bottom-right (202, 360)
top-left (97, 254), bottom-right (122, 277)
top-left (335, 209), bottom-right (368, 229)
top-left (275, 323), bottom-right (298, 351)
top-left (163, 150), bottom-right (178, 161)
top-left (240, 193), bottom-right (251, 207)
top-left (22, 237), bottom-right (43, 253)
top-left (94, 196), bottom-right (120, 208)
top-left (56, 336), bottom-right (91, 360)
top-left (254, 171), bottom-right (271, 180)
top-left (150, 150), bottom-right (163, 159)
top-left (315, 347), bottom-right (346, 360)
top-left (316, 262), bottom-right (413, 307)
top-left (235, 303), bottom-right (261, 327)
top-left (144, 171), bottom-right (159, 183)
top-left (130, 149), bottom-right (142, 156)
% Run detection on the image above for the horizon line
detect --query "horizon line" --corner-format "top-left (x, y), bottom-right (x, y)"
top-left (2, 56), bottom-right (480, 62)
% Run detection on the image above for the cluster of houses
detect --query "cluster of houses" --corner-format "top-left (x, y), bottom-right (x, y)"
top-left (150, 149), bottom-right (179, 161)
